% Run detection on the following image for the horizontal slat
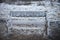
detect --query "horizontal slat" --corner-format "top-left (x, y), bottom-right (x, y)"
top-left (10, 11), bottom-right (46, 17)
top-left (10, 17), bottom-right (45, 24)
top-left (12, 27), bottom-right (44, 30)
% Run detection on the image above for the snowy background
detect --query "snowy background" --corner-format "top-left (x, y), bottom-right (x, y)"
top-left (0, 0), bottom-right (60, 40)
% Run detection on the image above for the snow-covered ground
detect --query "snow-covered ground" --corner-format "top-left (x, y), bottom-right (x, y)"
top-left (0, 2), bottom-right (60, 36)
